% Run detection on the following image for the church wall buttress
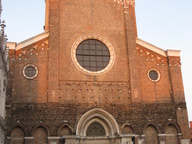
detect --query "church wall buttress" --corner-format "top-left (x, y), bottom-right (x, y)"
top-left (167, 55), bottom-right (190, 140)
top-left (48, 0), bottom-right (60, 102)
top-left (124, 6), bottom-right (141, 103)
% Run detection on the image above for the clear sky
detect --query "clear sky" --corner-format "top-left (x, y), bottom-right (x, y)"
top-left (2, 0), bottom-right (192, 121)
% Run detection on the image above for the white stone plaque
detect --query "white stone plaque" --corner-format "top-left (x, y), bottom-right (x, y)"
top-left (121, 138), bottom-right (133, 144)
top-left (181, 139), bottom-right (189, 144)
top-left (138, 140), bottom-right (142, 144)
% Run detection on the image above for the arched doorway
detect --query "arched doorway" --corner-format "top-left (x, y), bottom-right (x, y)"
top-left (165, 124), bottom-right (179, 144)
top-left (122, 125), bottom-right (135, 144)
top-left (11, 127), bottom-right (25, 144)
top-left (58, 125), bottom-right (72, 144)
top-left (144, 124), bottom-right (159, 144)
top-left (76, 108), bottom-right (120, 144)
top-left (33, 126), bottom-right (48, 144)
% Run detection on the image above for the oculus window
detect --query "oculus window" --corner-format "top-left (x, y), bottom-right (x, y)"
top-left (23, 64), bottom-right (38, 79)
top-left (76, 39), bottom-right (110, 72)
top-left (148, 69), bottom-right (160, 82)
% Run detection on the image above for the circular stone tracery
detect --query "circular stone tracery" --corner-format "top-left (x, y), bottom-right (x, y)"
top-left (72, 35), bottom-right (115, 75)
top-left (76, 39), bottom-right (110, 72)
top-left (148, 69), bottom-right (160, 82)
top-left (23, 64), bottom-right (38, 79)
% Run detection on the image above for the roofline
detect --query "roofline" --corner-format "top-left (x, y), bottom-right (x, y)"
top-left (8, 31), bottom-right (49, 51)
top-left (136, 38), bottom-right (180, 57)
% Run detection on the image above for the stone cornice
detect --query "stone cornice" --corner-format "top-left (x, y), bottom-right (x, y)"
top-left (136, 38), bottom-right (181, 58)
top-left (7, 31), bottom-right (49, 51)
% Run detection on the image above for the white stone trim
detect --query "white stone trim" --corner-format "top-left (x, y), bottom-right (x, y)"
top-left (7, 42), bottom-right (17, 50)
top-left (158, 134), bottom-right (166, 137)
top-left (62, 135), bottom-right (77, 139)
top-left (166, 50), bottom-right (180, 57)
top-left (136, 38), bottom-right (166, 57)
top-left (120, 134), bottom-right (137, 137)
top-left (136, 38), bottom-right (181, 58)
top-left (83, 118), bottom-right (110, 136)
top-left (16, 31), bottom-right (49, 51)
top-left (48, 137), bottom-right (61, 140)
top-left (24, 137), bottom-right (34, 139)
top-left (165, 134), bottom-right (178, 137)
top-left (71, 35), bottom-right (115, 75)
top-left (181, 139), bottom-right (190, 144)
top-left (84, 136), bottom-right (113, 140)
top-left (9, 138), bottom-right (24, 140)
top-left (147, 68), bottom-right (161, 82)
top-left (76, 108), bottom-right (119, 137)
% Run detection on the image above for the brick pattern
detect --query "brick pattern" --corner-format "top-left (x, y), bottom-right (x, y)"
top-left (5, 0), bottom-right (190, 143)
top-left (6, 103), bottom-right (182, 136)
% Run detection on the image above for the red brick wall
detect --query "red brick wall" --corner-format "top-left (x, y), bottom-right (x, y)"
top-left (58, 0), bottom-right (129, 82)
top-left (9, 39), bottom-right (48, 103)
top-left (137, 45), bottom-right (172, 103)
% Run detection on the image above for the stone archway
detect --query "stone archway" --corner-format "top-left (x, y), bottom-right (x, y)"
top-left (76, 108), bottom-right (119, 137)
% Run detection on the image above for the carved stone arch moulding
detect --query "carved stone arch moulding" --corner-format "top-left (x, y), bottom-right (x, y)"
top-left (137, 45), bottom-right (168, 66)
top-left (71, 34), bottom-right (115, 75)
top-left (15, 38), bottom-right (49, 60)
top-left (76, 108), bottom-right (119, 137)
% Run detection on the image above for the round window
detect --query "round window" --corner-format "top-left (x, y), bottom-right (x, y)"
top-left (148, 69), bottom-right (160, 82)
top-left (76, 39), bottom-right (110, 72)
top-left (72, 35), bottom-right (115, 75)
top-left (23, 64), bottom-right (38, 79)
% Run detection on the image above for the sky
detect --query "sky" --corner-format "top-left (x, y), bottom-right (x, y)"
top-left (1, 1), bottom-right (192, 121)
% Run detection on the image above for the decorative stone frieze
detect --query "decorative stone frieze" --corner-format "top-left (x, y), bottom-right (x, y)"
top-left (137, 45), bottom-right (167, 66)
top-left (14, 39), bottom-right (49, 60)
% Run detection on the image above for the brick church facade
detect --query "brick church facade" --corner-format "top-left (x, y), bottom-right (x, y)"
top-left (6, 0), bottom-right (190, 144)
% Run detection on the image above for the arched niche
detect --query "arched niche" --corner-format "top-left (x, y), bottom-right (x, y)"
top-left (76, 108), bottom-right (119, 137)
top-left (33, 126), bottom-right (48, 144)
top-left (122, 125), bottom-right (134, 134)
top-left (59, 125), bottom-right (72, 136)
top-left (165, 124), bottom-right (179, 144)
top-left (144, 124), bottom-right (159, 144)
top-left (11, 127), bottom-right (25, 144)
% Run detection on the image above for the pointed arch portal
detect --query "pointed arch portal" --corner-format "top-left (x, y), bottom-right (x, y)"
top-left (76, 108), bottom-right (119, 137)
